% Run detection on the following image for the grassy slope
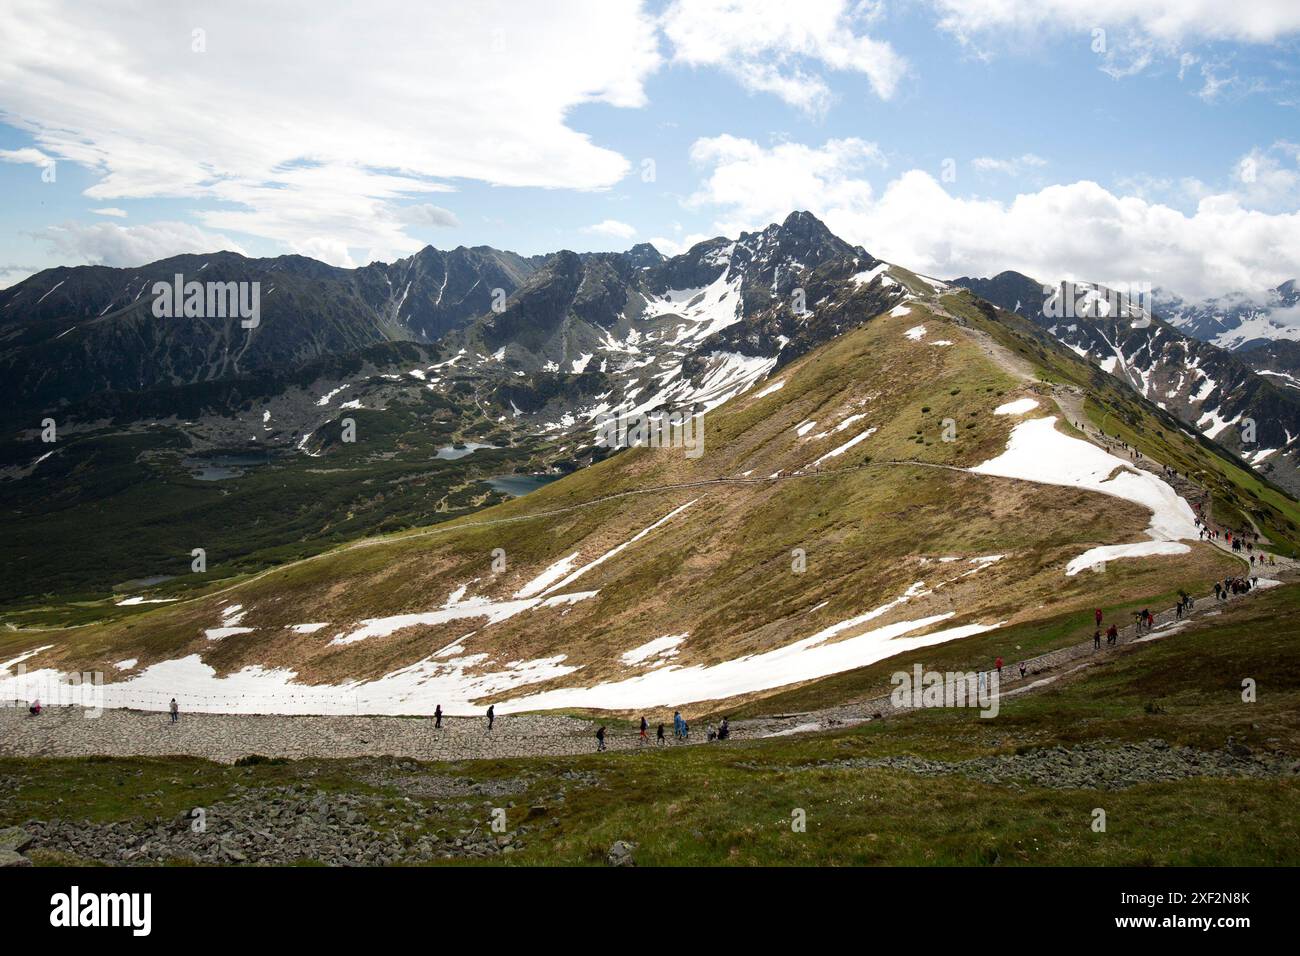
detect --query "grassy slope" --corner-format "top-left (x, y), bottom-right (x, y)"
top-left (941, 291), bottom-right (1300, 555)
top-left (1, 299), bottom-right (1245, 717)
top-left (6, 582), bottom-right (1298, 866)
top-left (1, 394), bottom-right (553, 627)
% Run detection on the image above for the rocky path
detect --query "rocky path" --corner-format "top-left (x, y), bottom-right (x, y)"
top-left (2, 568), bottom-right (1285, 762)
top-left (739, 573), bottom-right (1283, 739)
top-left (0, 706), bottom-right (689, 763)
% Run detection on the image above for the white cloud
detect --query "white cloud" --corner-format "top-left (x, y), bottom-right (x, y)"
top-left (930, 1), bottom-right (1300, 45)
top-left (971, 154), bottom-right (1047, 177)
top-left (1233, 142), bottom-right (1300, 213)
top-left (90, 207), bottom-right (127, 218)
top-left (0, 146), bottom-right (52, 166)
top-left (0, 0), bottom-right (662, 263)
top-left (582, 219), bottom-right (637, 240)
top-left (684, 136), bottom-right (1300, 302)
top-left (34, 220), bottom-right (247, 268)
top-left (662, 0), bottom-right (907, 112)
top-left (396, 204), bottom-right (461, 228)
top-left (686, 135), bottom-right (883, 236)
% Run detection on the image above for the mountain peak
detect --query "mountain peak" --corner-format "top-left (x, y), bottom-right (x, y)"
top-left (623, 242), bottom-right (664, 269)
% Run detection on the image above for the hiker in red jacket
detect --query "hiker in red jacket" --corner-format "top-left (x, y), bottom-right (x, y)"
top-left (1094, 608), bottom-right (1103, 627)
top-left (995, 656), bottom-right (1003, 675)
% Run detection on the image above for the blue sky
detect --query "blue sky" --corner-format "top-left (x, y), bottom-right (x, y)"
top-left (2, 0), bottom-right (1298, 300)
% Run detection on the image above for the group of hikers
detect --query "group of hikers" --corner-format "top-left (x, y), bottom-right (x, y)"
top-left (422, 703), bottom-right (728, 753)
top-left (595, 711), bottom-right (729, 752)
top-left (1216, 576), bottom-right (1259, 600)
top-left (1195, 517), bottom-right (1277, 565)
top-left (1086, 569), bottom-right (1265, 650)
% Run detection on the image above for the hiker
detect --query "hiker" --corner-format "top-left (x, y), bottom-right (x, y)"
top-left (1107, 624), bottom-right (1118, 646)
top-left (1093, 629), bottom-right (1101, 650)
top-left (1214, 581), bottom-right (1223, 601)
top-left (656, 723), bottom-right (666, 746)
top-left (596, 726), bottom-right (606, 752)
top-left (1094, 608), bottom-right (1103, 627)
top-left (994, 656), bottom-right (1003, 675)
top-left (718, 717), bottom-right (730, 741)
top-left (28, 698), bottom-right (41, 717)
top-left (486, 704), bottom-right (495, 733)
top-left (707, 726), bottom-right (717, 742)
top-left (1175, 600), bottom-right (1183, 620)
top-left (639, 715), bottom-right (648, 746)
top-left (1018, 661), bottom-right (1027, 679)
top-left (434, 704), bottom-right (442, 729)
top-left (681, 719), bottom-right (690, 741)
top-left (169, 698), bottom-right (179, 723)
top-left (673, 710), bottom-right (683, 739)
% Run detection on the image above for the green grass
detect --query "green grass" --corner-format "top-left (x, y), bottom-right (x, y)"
top-left (5, 583), bottom-right (1298, 866)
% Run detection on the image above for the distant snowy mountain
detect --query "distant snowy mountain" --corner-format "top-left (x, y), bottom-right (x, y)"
top-left (1155, 281), bottom-right (1300, 352)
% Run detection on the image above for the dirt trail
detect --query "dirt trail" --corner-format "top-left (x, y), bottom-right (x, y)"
top-left (741, 574), bottom-right (1284, 740)
top-left (3, 572), bottom-right (1288, 763)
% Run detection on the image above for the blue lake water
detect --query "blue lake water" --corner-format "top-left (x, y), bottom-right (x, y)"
top-left (184, 453), bottom-right (272, 481)
top-left (435, 442), bottom-right (496, 460)
top-left (486, 474), bottom-right (562, 497)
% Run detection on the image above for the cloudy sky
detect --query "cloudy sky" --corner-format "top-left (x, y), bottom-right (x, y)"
top-left (1, 0), bottom-right (1298, 301)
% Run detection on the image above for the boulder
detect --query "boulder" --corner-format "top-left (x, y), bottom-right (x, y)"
top-left (0, 849), bottom-right (32, 868)
top-left (0, 827), bottom-right (33, 854)
top-left (606, 840), bottom-right (638, 867)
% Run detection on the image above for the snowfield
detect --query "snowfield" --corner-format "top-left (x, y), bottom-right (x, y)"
top-left (971, 414), bottom-right (1200, 573)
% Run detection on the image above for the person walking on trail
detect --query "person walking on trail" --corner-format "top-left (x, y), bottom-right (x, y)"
top-left (434, 704), bottom-right (442, 729)
top-left (169, 698), bottom-right (179, 724)
top-left (1214, 581), bottom-right (1223, 601)
top-left (1107, 623), bottom-right (1118, 646)
top-left (639, 715), bottom-right (648, 746)
top-left (28, 698), bottom-right (41, 717)
top-left (656, 722), bottom-right (666, 746)
top-left (673, 710), bottom-right (683, 740)
top-left (1018, 661), bottom-right (1027, 679)
top-left (994, 656), bottom-right (1003, 676)
top-left (595, 725), bottom-right (606, 752)
top-left (718, 716), bottom-right (730, 741)
top-left (1093, 628), bottom-right (1102, 651)
top-left (486, 704), bottom-right (495, 733)
top-left (1095, 608), bottom-right (1103, 627)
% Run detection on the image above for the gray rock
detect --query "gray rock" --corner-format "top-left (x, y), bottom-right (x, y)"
top-left (606, 840), bottom-right (638, 867)
top-left (0, 827), bottom-right (33, 853)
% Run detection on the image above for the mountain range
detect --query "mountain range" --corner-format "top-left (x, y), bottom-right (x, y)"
top-left (4, 211), bottom-right (1300, 623)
